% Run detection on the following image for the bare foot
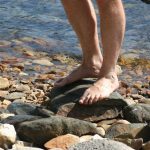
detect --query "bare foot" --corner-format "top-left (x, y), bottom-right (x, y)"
top-left (79, 72), bottom-right (119, 105)
top-left (54, 64), bottom-right (101, 87)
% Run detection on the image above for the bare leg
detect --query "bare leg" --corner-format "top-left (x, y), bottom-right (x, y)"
top-left (79, 0), bottom-right (126, 105)
top-left (54, 0), bottom-right (103, 87)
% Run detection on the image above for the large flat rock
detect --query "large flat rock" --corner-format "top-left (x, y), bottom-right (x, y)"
top-left (48, 79), bottom-right (128, 122)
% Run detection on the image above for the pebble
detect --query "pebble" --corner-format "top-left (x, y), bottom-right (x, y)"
top-left (0, 77), bottom-right (10, 90)
top-left (97, 127), bottom-right (106, 137)
top-left (4, 92), bottom-right (26, 100)
top-left (32, 59), bottom-right (54, 66)
top-left (0, 124), bottom-right (16, 149)
top-left (44, 134), bottom-right (80, 150)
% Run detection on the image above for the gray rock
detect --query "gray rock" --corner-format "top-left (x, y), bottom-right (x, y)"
top-left (68, 139), bottom-right (134, 150)
top-left (1, 115), bottom-right (41, 126)
top-left (17, 116), bottom-right (99, 146)
top-left (5, 92), bottom-right (26, 100)
top-left (123, 104), bottom-right (150, 123)
top-left (49, 79), bottom-right (127, 122)
top-left (7, 102), bottom-right (36, 115)
top-left (0, 108), bottom-right (10, 114)
top-left (105, 123), bottom-right (150, 142)
top-left (0, 77), bottom-right (10, 90)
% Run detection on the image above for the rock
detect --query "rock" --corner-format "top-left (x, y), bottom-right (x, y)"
top-left (142, 141), bottom-right (150, 150)
top-left (0, 91), bottom-right (8, 98)
top-left (4, 92), bottom-right (26, 100)
top-left (0, 77), bottom-right (10, 90)
top-left (115, 119), bottom-right (130, 125)
top-left (0, 113), bottom-right (15, 121)
top-left (105, 123), bottom-right (150, 142)
top-left (32, 59), bottom-right (53, 66)
top-left (79, 135), bottom-right (93, 143)
top-left (0, 124), bottom-right (16, 149)
top-left (97, 124), bottom-right (111, 132)
top-left (2, 99), bottom-right (11, 106)
top-left (1, 115), bottom-right (41, 126)
top-left (68, 139), bottom-right (134, 150)
top-left (97, 127), bottom-right (106, 136)
top-left (123, 104), bottom-right (150, 123)
top-left (32, 106), bottom-right (54, 117)
top-left (17, 116), bottom-right (99, 146)
top-left (114, 138), bottom-right (143, 150)
top-left (0, 40), bottom-right (11, 48)
top-left (7, 102), bottom-right (36, 115)
top-left (49, 79), bottom-right (128, 122)
top-left (92, 134), bottom-right (103, 140)
top-left (44, 134), bottom-right (80, 150)
top-left (13, 84), bottom-right (30, 92)
top-left (97, 119), bottom-right (117, 126)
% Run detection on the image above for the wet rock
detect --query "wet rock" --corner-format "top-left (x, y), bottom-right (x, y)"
top-left (105, 123), bottom-right (150, 142)
top-left (1, 115), bottom-right (41, 126)
top-left (4, 92), bottom-right (26, 100)
top-left (44, 134), bottom-right (80, 150)
top-left (49, 79), bottom-right (127, 122)
top-left (142, 141), bottom-right (150, 150)
top-left (0, 124), bottom-right (16, 149)
top-left (0, 77), bottom-right (10, 90)
top-left (0, 40), bottom-right (11, 48)
top-left (68, 139), bottom-right (134, 150)
top-left (123, 104), bottom-right (150, 123)
top-left (32, 59), bottom-right (53, 66)
top-left (7, 102), bottom-right (36, 115)
top-left (17, 116), bottom-right (99, 146)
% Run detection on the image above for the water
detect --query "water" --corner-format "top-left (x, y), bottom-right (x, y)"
top-left (0, 0), bottom-right (150, 58)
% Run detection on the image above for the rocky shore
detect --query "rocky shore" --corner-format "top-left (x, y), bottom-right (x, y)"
top-left (0, 38), bottom-right (150, 150)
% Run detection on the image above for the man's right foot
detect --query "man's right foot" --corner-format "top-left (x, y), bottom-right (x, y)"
top-left (54, 63), bottom-right (102, 87)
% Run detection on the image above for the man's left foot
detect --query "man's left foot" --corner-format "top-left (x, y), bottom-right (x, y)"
top-left (79, 72), bottom-right (119, 105)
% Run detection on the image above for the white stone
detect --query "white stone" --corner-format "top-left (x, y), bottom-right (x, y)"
top-left (0, 113), bottom-right (15, 121)
top-left (92, 134), bottom-right (103, 140)
top-left (0, 124), bottom-right (16, 148)
top-left (32, 59), bottom-right (53, 66)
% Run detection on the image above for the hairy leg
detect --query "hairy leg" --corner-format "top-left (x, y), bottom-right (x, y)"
top-left (79, 0), bottom-right (126, 105)
top-left (54, 0), bottom-right (103, 87)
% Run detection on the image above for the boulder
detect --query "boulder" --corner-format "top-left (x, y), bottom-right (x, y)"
top-left (17, 116), bottom-right (99, 146)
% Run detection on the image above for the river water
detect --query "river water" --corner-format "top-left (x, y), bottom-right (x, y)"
top-left (0, 0), bottom-right (150, 59)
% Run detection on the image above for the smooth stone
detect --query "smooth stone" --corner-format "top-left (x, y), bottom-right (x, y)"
top-left (142, 141), bottom-right (150, 150)
top-left (17, 116), bottom-right (99, 146)
top-left (115, 119), bottom-right (131, 125)
top-left (4, 92), bottom-right (26, 100)
top-left (98, 124), bottom-right (111, 132)
top-left (49, 79), bottom-right (127, 122)
top-left (105, 123), bottom-right (150, 142)
top-left (0, 113), bottom-right (15, 121)
top-left (97, 119), bottom-right (117, 126)
top-left (32, 59), bottom-right (53, 66)
top-left (0, 77), bottom-right (10, 90)
top-left (0, 124), bottom-right (16, 149)
top-left (0, 91), bottom-right (8, 98)
top-left (79, 135), bottom-right (93, 143)
top-left (1, 115), bottom-right (41, 126)
top-left (123, 104), bottom-right (150, 123)
top-left (97, 127), bottom-right (106, 137)
top-left (14, 84), bottom-right (30, 92)
top-left (7, 102), bottom-right (36, 115)
top-left (44, 134), bottom-right (80, 150)
top-left (68, 139), bottom-right (134, 150)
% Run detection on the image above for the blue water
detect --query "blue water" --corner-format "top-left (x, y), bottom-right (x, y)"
top-left (0, 0), bottom-right (150, 58)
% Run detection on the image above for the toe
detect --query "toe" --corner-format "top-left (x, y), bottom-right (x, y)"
top-left (79, 89), bottom-right (90, 104)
